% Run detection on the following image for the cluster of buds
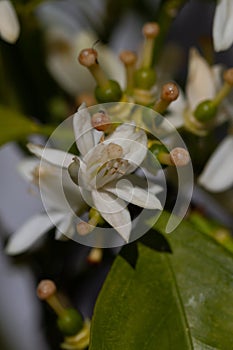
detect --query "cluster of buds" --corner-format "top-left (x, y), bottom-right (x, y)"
top-left (78, 22), bottom-right (179, 112)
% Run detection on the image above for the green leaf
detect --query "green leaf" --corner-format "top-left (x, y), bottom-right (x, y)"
top-left (89, 213), bottom-right (233, 349)
top-left (0, 105), bottom-right (39, 146)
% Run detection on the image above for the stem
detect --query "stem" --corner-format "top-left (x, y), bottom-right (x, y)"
top-left (47, 295), bottom-right (66, 317)
top-left (141, 39), bottom-right (154, 69)
top-left (153, 99), bottom-right (169, 114)
top-left (89, 65), bottom-right (110, 87)
top-left (157, 152), bottom-right (172, 166)
top-left (212, 82), bottom-right (232, 107)
top-left (153, 0), bottom-right (187, 64)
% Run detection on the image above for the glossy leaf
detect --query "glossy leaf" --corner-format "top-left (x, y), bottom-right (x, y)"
top-left (89, 212), bottom-right (233, 349)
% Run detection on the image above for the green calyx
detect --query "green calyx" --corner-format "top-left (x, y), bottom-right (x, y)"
top-left (57, 308), bottom-right (83, 336)
top-left (95, 80), bottom-right (122, 103)
top-left (134, 68), bottom-right (156, 90)
top-left (194, 100), bottom-right (217, 122)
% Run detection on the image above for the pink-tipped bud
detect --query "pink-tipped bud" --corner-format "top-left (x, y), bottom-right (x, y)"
top-left (161, 82), bottom-right (179, 102)
top-left (170, 148), bottom-right (190, 167)
top-left (76, 222), bottom-right (91, 236)
top-left (78, 48), bottom-right (98, 67)
top-left (142, 22), bottom-right (160, 38)
top-left (37, 280), bottom-right (57, 300)
top-left (119, 50), bottom-right (137, 66)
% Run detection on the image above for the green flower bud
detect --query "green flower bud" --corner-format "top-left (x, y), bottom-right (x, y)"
top-left (148, 142), bottom-right (168, 170)
top-left (95, 80), bottom-right (122, 103)
top-left (57, 308), bottom-right (83, 336)
top-left (134, 68), bottom-right (156, 90)
top-left (194, 100), bottom-right (217, 122)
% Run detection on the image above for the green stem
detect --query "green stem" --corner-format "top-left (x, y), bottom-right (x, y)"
top-left (153, 0), bottom-right (187, 64)
top-left (212, 83), bottom-right (232, 107)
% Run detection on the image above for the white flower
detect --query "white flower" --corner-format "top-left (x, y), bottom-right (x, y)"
top-left (28, 104), bottom-right (162, 243)
top-left (0, 0), bottom-right (20, 43)
top-left (6, 159), bottom-right (86, 255)
top-left (198, 135), bottom-right (233, 192)
top-left (213, 0), bottom-right (233, 52)
top-left (167, 48), bottom-right (224, 135)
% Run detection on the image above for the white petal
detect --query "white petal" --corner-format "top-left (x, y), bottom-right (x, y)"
top-left (46, 30), bottom-right (97, 96)
top-left (104, 179), bottom-right (162, 209)
top-left (55, 213), bottom-right (74, 239)
top-left (92, 190), bottom-right (132, 243)
top-left (213, 0), bottom-right (233, 52)
top-left (0, 0), bottom-right (20, 43)
top-left (5, 212), bottom-right (64, 255)
top-left (186, 48), bottom-right (216, 111)
top-left (106, 123), bottom-right (148, 170)
top-left (198, 136), bottom-right (233, 192)
top-left (167, 89), bottom-right (186, 128)
top-left (27, 143), bottom-right (75, 168)
top-left (38, 164), bottom-right (85, 213)
top-left (18, 158), bottom-right (39, 182)
top-left (73, 104), bottom-right (99, 157)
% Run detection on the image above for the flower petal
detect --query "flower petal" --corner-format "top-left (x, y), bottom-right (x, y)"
top-left (106, 123), bottom-right (148, 171)
top-left (18, 158), bottom-right (39, 182)
top-left (213, 0), bottom-right (233, 52)
top-left (55, 213), bottom-right (75, 239)
top-left (104, 179), bottom-right (162, 209)
top-left (92, 189), bottom-right (132, 242)
top-left (167, 89), bottom-right (186, 128)
top-left (186, 48), bottom-right (216, 111)
top-left (27, 143), bottom-right (75, 168)
top-left (73, 104), bottom-right (103, 157)
top-left (5, 212), bottom-right (64, 255)
top-left (198, 136), bottom-right (233, 192)
top-left (0, 0), bottom-right (20, 44)
top-left (38, 164), bottom-right (85, 213)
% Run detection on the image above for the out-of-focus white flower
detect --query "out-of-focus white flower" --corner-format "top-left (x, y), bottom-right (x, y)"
top-left (46, 29), bottom-right (124, 96)
top-left (28, 104), bottom-right (162, 243)
top-left (0, 0), bottom-right (20, 43)
top-left (168, 48), bottom-right (224, 135)
top-left (198, 135), bottom-right (233, 192)
top-left (6, 159), bottom-right (86, 255)
top-left (213, 0), bottom-right (233, 52)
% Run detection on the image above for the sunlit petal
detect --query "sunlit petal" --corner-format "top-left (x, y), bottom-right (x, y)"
top-left (6, 212), bottom-right (64, 255)
top-left (186, 48), bottom-right (216, 111)
top-left (213, 0), bottom-right (233, 52)
top-left (92, 189), bottom-right (132, 242)
top-left (27, 143), bottom-right (75, 168)
top-left (198, 136), bottom-right (233, 192)
top-left (105, 179), bottom-right (162, 209)
top-left (0, 0), bottom-right (20, 44)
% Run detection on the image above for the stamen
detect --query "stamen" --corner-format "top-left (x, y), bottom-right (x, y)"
top-left (37, 280), bottom-right (65, 316)
top-left (119, 50), bottom-right (137, 94)
top-left (154, 82), bottom-right (179, 113)
top-left (141, 22), bottom-right (160, 69)
top-left (78, 48), bottom-right (109, 87)
top-left (212, 68), bottom-right (233, 107)
top-left (78, 48), bottom-right (122, 103)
